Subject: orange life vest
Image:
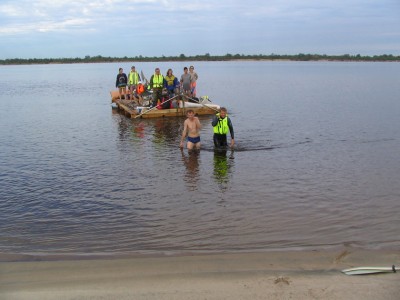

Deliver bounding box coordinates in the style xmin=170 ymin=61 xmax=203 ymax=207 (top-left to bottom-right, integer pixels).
xmin=137 ymin=84 xmax=145 ymax=94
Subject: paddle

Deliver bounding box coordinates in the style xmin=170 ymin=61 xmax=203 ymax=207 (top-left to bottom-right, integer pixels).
xmin=342 ymin=265 xmax=397 ymax=275
xmin=134 ymin=93 xmax=181 ymax=119
xmin=140 ymin=70 xmax=149 ymax=85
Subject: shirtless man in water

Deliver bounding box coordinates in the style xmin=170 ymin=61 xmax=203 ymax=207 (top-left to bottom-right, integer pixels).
xmin=180 ymin=110 xmax=202 ymax=150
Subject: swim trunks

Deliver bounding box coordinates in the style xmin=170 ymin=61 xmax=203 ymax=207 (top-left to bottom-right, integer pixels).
xmin=187 ymin=136 xmax=200 ymax=144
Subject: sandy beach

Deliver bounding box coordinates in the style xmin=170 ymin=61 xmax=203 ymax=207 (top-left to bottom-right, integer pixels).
xmin=1 ymin=248 xmax=399 ymax=300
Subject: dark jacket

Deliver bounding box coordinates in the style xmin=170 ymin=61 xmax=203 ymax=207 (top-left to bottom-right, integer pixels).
xmin=116 ymin=73 xmax=127 ymax=88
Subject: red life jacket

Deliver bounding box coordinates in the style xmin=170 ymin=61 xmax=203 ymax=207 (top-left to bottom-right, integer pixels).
xmin=137 ymin=84 xmax=145 ymax=94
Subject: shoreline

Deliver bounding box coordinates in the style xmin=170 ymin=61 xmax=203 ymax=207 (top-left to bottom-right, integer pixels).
xmin=1 ymin=248 xmax=399 ymax=299
xmin=1 ymin=58 xmax=400 ymax=66
xmin=1 ymin=244 xmax=399 ymax=263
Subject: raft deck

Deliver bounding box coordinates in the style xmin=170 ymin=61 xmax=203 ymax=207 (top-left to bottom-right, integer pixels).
xmin=113 ymin=99 xmax=218 ymax=119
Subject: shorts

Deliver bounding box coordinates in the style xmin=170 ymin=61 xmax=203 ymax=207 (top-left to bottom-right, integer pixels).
xmin=190 ymin=82 xmax=197 ymax=94
xmin=187 ymin=136 xmax=200 ymax=144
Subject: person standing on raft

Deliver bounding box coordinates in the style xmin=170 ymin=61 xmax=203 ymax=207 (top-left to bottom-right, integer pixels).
xmin=212 ymin=107 xmax=235 ymax=148
xmin=149 ymin=67 xmax=164 ymax=107
xmin=116 ymin=68 xmax=128 ymax=101
xmin=189 ymin=65 xmax=198 ymax=97
xmin=127 ymin=66 xmax=141 ymax=100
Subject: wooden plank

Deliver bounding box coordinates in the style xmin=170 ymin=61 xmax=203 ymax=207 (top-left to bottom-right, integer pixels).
xmin=113 ymin=99 xmax=217 ymax=119
xmin=115 ymin=100 xmax=136 ymax=118
xmin=138 ymin=108 xmax=185 ymax=119
xmin=137 ymin=107 xmax=215 ymax=119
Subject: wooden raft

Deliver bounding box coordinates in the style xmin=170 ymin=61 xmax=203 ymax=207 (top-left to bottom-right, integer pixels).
xmin=113 ymin=99 xmax=216 ymax=119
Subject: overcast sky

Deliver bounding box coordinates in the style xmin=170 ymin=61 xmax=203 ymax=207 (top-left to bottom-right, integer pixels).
xmin=0 ymin=0 xmax=399 ymax=59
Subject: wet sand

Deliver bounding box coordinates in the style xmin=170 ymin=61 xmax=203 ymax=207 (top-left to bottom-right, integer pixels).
xmin=1 ymin=248 xmax=399 ymax=300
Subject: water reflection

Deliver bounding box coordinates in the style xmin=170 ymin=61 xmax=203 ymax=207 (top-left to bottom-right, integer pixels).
xmin=180 ymin=149 xmax=200 ymax=190
xmin=213 ymin=148 xmax=234 ymax=186
xmin=133 ymin=121 xmax=145 ymax=139
xmin=152 ymin=118 xmax=182 ymax=145
xmin=115 ymin=114 xmax=131 ymax=141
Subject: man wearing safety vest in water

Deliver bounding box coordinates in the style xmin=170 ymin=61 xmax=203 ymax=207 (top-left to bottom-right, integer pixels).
xmin=128 ymin=66 xmax=141 ymax=100
xmin=149 ymin=68 xmax=164 ymax=107
xmin=212 ymin=107 xmax=235 ymax=148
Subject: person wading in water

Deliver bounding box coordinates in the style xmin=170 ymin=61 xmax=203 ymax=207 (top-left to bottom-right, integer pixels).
xmin=212 ymin=107 xmax=235 ymax=148
xmin=180 ymin=110 xmax=202 ymax=150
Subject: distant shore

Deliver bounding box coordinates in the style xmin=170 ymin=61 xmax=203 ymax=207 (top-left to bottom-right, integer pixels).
xmin=1 ymin=53 xmax=400 ymax=66
xmin=1 ymin=248 xmax=399 ymax=299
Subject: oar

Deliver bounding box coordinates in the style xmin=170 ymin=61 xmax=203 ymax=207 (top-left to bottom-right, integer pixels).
xmin=134 ymin=94 xmax=181 ymax=119
xmin=342 ymin=265 xmax=397 ymax=275
xmin=140 ymin=70 xmax=149 ymax=85
xmin=185 ymin=95 xmax=220 ymax=113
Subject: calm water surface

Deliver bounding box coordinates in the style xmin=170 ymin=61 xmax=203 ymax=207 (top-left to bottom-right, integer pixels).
xmin=0 ymin=61 xmax=399 ymax=258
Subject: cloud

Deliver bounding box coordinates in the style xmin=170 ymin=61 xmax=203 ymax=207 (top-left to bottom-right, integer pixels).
xmin=0 ymin=18 xmax=94 ymax=35
xmin=0 ymin=0 xmax=192 ymax=35
xmin=0 ymin=0 xmax=149 ymax=35
xmin=0 ymin=4 xmax=23 ymax=17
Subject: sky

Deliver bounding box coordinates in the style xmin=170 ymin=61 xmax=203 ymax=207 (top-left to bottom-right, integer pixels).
xmin=0 ymin=0 xmax=399 ymax=59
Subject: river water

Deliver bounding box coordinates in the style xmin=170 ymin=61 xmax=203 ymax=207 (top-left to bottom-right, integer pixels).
xmin=0 ymin=61 xmax=399 ymax=259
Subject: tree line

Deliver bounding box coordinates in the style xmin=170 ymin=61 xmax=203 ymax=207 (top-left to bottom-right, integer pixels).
xmin=1 ymin=53 xmax=399 ymax=65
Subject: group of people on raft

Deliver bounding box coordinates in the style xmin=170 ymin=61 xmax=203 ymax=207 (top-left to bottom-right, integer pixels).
xmin=115 ymin=65 xmax=199 ymax=108
xmin=116 ymin=66 xmax=234 ymax=150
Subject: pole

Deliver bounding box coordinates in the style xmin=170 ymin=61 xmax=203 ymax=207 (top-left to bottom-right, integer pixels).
xmin=134 ymin=93 xmax=181 ymax=119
